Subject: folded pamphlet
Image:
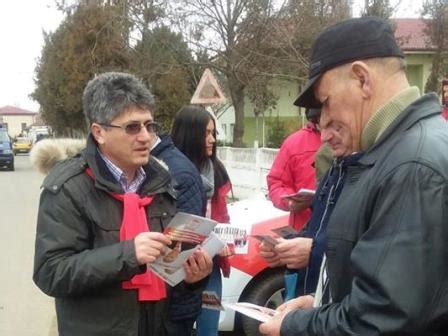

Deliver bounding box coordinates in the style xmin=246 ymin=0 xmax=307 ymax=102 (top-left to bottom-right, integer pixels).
xmin=223 ymin=302 xmax=278 ymax=323
xmin=149 ymin=212 xmax=225 ymax=286
xmin=281 ymin=188 xmax=316 ymax=200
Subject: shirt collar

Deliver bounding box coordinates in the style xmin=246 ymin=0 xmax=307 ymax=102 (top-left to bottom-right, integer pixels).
xmin=98 ymin=149 xmax=146 ymax=193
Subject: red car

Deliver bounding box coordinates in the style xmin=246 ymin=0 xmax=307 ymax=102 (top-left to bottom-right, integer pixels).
xmin=219 ymin=198 xmax=289 ymax=334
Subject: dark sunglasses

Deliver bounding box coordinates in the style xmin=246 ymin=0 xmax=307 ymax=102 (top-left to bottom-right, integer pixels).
xmin=99 ymin=121 xmax=159 ymax=135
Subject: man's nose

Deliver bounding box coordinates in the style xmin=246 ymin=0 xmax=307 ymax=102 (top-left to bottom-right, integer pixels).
xmin=320 ymin=128 xmax=332 ymax=142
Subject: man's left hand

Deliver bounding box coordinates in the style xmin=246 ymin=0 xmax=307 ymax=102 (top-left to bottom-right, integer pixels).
xmin=259 ymin=306 xmax=289 ymax=336
xmin=259 ymin=295 xmax=314 ymax=335
xmin=183 ymin=248 xmax=213 ymax=283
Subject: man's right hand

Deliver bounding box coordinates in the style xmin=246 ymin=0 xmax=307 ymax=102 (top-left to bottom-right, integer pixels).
xmin=274 ymin=237 xmax=313 ymax=269
xmin=259 ymin=241 xmax=284 ymax=267
xmin=134 ymin=232 xmax=172 ymax=265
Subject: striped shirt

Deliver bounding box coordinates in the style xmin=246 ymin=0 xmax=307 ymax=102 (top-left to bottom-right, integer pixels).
xmin=98 ymin=150 xmax=146 ymax=193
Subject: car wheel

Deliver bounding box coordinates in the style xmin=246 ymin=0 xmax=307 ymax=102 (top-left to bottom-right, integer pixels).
xmin=240 ymin=271 xmax=285 ymax=336
xmin=9 ymin=161 xmax=14 ymax=171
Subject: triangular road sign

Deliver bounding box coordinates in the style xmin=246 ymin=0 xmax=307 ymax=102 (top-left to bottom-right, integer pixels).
xmin=191 ymin=68 xmax=226 ymax=105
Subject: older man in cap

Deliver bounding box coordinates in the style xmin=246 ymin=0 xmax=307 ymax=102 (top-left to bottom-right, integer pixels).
xmin=260 ymin=16 xmax=448 ymax=336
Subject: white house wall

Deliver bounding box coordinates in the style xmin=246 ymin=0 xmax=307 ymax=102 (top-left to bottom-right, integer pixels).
xmin=0 ymin=115 xmax=35 ymax=137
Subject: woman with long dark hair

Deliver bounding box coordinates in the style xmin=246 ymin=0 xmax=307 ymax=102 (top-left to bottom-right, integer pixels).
xmin=172 ymin=105 xmax=231 ymax=336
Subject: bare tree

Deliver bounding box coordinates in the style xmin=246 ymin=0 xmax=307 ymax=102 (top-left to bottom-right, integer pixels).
xmin=171 ymin=0 xmax=351 ymax=146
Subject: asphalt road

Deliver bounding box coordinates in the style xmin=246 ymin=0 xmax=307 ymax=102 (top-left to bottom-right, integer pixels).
xmin=0 ymin=154 xmax=57 ymax=336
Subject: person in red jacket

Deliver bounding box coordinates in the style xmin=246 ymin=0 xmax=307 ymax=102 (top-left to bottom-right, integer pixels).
xmin=171 ymin=105 xmax=231 ymax=336
xmin=267 ymin=108 xmax=322 ymax=231
xmin=442 ymin=78 xmax=448 ymax=119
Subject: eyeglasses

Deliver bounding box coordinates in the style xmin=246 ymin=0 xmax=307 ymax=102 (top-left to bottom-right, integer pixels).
xmin=99 ymin=121 xmax=160 ymax=135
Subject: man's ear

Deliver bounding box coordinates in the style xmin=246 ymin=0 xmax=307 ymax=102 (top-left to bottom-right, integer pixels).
xmin=351 ymin=61 xmax=372 ymax=99
xmin=91 ymin=123 xmax=105 ymax=145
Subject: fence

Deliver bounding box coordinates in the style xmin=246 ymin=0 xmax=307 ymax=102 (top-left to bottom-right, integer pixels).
xmin=217 ymin=146 xmax=279 ymax=199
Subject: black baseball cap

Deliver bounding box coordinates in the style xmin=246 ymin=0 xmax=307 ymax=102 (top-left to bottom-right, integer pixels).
xmin=294 ymin=17 xmax=405 ymax=108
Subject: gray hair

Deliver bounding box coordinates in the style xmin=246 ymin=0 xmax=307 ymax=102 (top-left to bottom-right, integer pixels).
xmin=82 ymin=72 xmax=155 ymax=125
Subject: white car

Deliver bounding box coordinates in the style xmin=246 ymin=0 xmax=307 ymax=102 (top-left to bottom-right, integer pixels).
xmin=218 ymin=197 xmax=289 ymax=335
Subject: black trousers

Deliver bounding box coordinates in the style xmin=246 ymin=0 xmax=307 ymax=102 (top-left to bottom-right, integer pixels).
xmin=138 ymin=300 xmax=196 ymax=336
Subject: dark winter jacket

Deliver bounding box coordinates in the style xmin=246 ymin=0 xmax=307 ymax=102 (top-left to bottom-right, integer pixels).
xmin=291 ymin=152 xmax=363 ymax=297
xmin=151 ymin=135 xmax=206 ymax=216
xmin=151 ymin=134 xmax=207 ymax=320
xmin=281 ymin=94 xmax=448 ymax=335
xmin=33 ymin=135 xmax=178 ymax=336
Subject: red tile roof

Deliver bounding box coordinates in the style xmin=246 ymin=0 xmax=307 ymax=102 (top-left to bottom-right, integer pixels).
xmin=392 ymin=18 xmax=435 ymax=52
xmin=0 ymin=105 xmax=37 ymax=116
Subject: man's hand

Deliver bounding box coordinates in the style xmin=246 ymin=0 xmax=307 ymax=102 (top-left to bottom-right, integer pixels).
xmin=134 ymin=232 xmax=172 ymax=265
xmin=277 ymin=295 xmax=314 ymax=312
xmin=259 ymin=241 xmax=284 ymax=268
xmin=275 ymin=237 xmax=313 ymax=269
xmin=288 ymin=197 xmax=312 ymax=213
xmin=259 ymin=295 xmax=314 ymax=335
xmin=259 ymin=306 xmax=289 ymax=336
xmin=183 ymin=248 xmax=213 ymax=283
xmin=218 ymin=244 xmax=232 ymax=257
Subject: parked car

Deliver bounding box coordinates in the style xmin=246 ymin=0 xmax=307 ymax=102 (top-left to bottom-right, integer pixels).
xmin=0 ymin=128 xmax=14 ymax=170
xmin=218 ymin=197 xmax=289 ymax=335
xmin=13 ymin=137 xmax=32 ymax=155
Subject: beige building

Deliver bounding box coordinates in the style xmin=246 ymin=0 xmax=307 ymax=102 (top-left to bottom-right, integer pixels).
xmin=0 ymin=106 xmax=38 ymax=138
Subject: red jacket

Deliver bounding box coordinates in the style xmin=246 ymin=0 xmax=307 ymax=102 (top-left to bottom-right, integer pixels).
xmin=211 ymin=180 xmax=231 ymax=223
xmin=211 ymin=176 xmax=232 ymax=277
xmin=442 ymin=106 xmax=448 ymax=120
xmin=267 ymin=124 xmax=322 ymax=231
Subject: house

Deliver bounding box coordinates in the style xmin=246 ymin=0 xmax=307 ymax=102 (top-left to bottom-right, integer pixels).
xmin=393 ymin=18 xmax=436 ymax=92
xmin=218 ymin=18 xmax=438 ymax=147
xmin=0 ymin=105 xmax=38 ymax=137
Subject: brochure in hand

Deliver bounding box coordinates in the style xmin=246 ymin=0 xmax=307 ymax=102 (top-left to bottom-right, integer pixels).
xmin=202 ymin=290 xmax=224 ymax=311
xmin=149 ymin=212 xmax=225 ymax=286
xmin=213 ymin=223 xmax=249 ymax=255
xmin=281 ymin=188 xmax=316 ymax=201
xmin=223 ymin=302 xmax=278 ymax=323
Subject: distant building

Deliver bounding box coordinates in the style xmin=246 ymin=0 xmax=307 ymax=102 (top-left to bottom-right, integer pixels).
xmin=0 ymin=106 xmax=38 ymax=137
xmin=393 ymin=18 xmax=436 ymax=92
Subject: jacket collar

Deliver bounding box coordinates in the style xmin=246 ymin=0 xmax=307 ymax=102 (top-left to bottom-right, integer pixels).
xmin=358 ymin=93 xmax=441 ymax=166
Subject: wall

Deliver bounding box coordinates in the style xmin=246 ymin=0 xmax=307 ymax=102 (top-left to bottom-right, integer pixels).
xmin=217 ymin=146 xmax=278 ymax=199
xmin=0 ymin=115 xmax=35 ymax=137
xmin=405 ymin=53 xmax=434 ymax=93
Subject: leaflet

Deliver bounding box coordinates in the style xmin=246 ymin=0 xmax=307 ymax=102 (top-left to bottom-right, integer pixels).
xmin=281 ymin=188 xmax=316 ymax=201
xmin=149 ymin=212 xmax=224 ymax=286
xmin=223 ymin=302 xmax=278 ymax=323
xmin=202 ymin=290 xmax=224 ymax=311
xmin=213 ymin=223 xmax=248 ymax=254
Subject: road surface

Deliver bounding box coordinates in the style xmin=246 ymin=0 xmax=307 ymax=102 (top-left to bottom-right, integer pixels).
xmin=0 ymin=154 xmax=57 ymax=336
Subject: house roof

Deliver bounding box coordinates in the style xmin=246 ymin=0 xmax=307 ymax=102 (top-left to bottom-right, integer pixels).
xmin=392 ymin=18 xmax=435 ymax=52
xmin=0 ymin=105 xmax=37 ymax=116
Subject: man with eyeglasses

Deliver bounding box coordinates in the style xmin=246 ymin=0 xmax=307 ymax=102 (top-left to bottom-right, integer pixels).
xmin=33 ymin=72 xmax=213 ymax=336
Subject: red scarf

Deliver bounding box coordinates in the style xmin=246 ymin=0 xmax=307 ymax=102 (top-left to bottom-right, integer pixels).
xmin=86 ymin=168 xmax=166 ymax=301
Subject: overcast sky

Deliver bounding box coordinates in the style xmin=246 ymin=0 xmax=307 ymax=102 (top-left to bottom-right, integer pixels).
xmin=0 ymin=0 xmax=422 ymax=113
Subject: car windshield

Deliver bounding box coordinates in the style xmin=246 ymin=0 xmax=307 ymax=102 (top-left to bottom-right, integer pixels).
xmin=16 ymin=138 xmax=30 ymax=144
xmin=0 ymin=131 xmax=10 ymax=142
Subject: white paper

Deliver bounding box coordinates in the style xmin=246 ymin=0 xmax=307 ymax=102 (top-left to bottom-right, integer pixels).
xmin=223 ymin=302 xmax=278 ymax=323
xmin=213 ymin=223 xmax=248 ymax=254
